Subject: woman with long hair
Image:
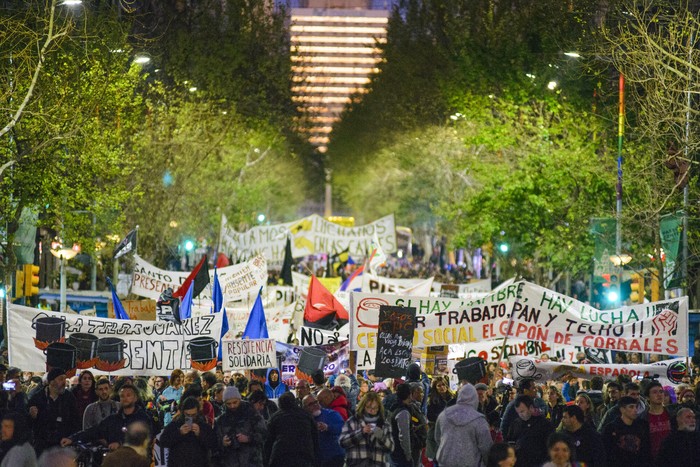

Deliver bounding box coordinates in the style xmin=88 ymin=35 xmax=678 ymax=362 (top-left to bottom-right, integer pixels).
xmin=575 ymin=393 xmax=599 ymax=429
xmin=71 ymin=371 xmax=97 ymax=423
xmin=547 ymin=386 xmax=566 ymax=429
xmin=426 ymin=377 xmax=454 ymax=460
xmin=340 ymin=391 xmax=395 ymax=466
xmin=486 ymin=442 xmax=516 ymax=467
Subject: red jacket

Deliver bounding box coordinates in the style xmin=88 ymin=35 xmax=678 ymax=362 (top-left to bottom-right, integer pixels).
xmin=328 ymin=392 xmax=350 ymax=421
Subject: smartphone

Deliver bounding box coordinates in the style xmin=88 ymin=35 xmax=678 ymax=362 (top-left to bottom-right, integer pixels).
xmin=185 ymin=416 xmax=193 ymax=426
xmin=2 ymin=382 xmax=15 ymax=391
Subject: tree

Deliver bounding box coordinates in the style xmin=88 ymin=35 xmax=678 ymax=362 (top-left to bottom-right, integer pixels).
xmin=0 ymin=1 xmax=145 ymax=291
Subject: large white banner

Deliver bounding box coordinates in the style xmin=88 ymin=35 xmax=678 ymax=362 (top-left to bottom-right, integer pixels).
xmin=222 ymin=339 xmax=277 ymax=371
xmin=349 ymin=281 xmax=688 ymax=359
xmin=131 ymin=255 xmax=267 ymax=302
xmin=219 ymin=214 xmax=397 ymax=262
xmin=361 ymin=272 xmax=434 ymax=296
xmin=8 ymin=305 xmax=223 ymax=376
xmin=509 ymin=356 xmax=689 ymax=387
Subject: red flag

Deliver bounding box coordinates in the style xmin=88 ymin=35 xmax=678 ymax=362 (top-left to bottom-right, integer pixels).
xmin=174 ymin=256 xmax=210 ymax=299
xmin=304 ymin=276 xmax=348 ymax=329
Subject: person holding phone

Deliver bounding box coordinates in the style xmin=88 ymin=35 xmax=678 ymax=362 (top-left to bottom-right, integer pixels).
xmin=0 ymin=368 xmax=27 ymax=415
xmin=160 ymin=396 xmax=216 ymax=467
xmin=215 ymin=386 xmax=267 ymax=466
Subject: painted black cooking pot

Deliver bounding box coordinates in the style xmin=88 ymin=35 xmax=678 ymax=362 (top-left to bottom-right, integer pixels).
xmin=68 ymin=333 xmax=99 ymax=362
xmin=297 ymin=347 xmax=326 ymax=376
xmin=44 ymin=342 xmax=77 ymax=371
xmin=188 ymin=337 xmax=218 ymax=362
xmin=97 ymin=337 xmax=128 ymax=364
xmin=32 ymin=314 xmax=66 ymax=343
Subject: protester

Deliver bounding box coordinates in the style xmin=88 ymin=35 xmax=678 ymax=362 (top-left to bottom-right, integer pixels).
xmin=405 ymin=363 xmax=430 ymax=413
xmin=426 ymin=377 xmax=454 ymax=460
xmin=390 ymin=383 xmax=426 ymax=467
xmin=434 ymin=383 xmax=492 ymax=467
xmin=318 ymin=387 xmax=351 ymax=421
xmin=546 ymin=386 xmax=566 ymax=428
xmin=560 ymin=405 xmax=605 ymax=467
xmin=264 ymin=392 xmax=319 ymax=467
xmin=486 ymin=442 xmax=516 ymax=467
xmin=505 ymin=394 xmax=553 ymax=467
xmin=180 ymin=385 xmax=215 ymax=426
xmin=101 ymin=421 xmax=151 ymax=467
xmin=2 ymin=367 xmax=28 ymax=414
xmin=71 ymin=371 xmax=97 ymax=424
xmin=476 ymin=382 xmax=498 ymax=416
xmin=264 ymin=369 xmax=287 ymax=399
xmin=82 ymin=378 xmax=120 ymax=430
xmin=160 ymin=396 xmax=216 ymax=467
xmin=575 ymin=392 xmax=600 ymax=429
xmin=152 ymin=376 xmax=169 ymax=401
xmin=597 ymin=381 xmax=622 ymax=421
xmin=62 ymin=384 xmax=153 ymax=451
xmin=28 ymin=368 xmax=79 ymax=455
xmin=339 ymin=391 xmax=394 ymax=466
xmin=295 ymin=380 xmax=311 ymax=406
xmin=602 ymin=395 xmax=651 ymax=467
xmin=214 ymin=386 xmax=267 ymax=466
xmin=249 ymin=390 xmax=278 ymax=422
xmin=542 ymin=432 xmax=581 ymax=467
xmin=598 ymin=382 xmax=646 ymax=431
xmin=303 ymin=394 xmax=345 ymax=467
xmin=334 ymin=372 xmax=359 ymax=411
xmin=656 ymin=407 xmax=700 ymax=466
xmin=500 ymin=377 xmax=547 ymax=436
xmin=209 ymin=383 xmax=225 ymax=418
xmin=645 ymin=380 xmax=672 ymax=462
xmin=0 ymin=411 xmax=37 ymax=467
xmin=160 ymin=369 xmax=185 ymax=426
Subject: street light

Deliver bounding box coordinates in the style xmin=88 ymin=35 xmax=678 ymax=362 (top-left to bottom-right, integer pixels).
xmin=50 ymin=242 xmax=80 ymax=313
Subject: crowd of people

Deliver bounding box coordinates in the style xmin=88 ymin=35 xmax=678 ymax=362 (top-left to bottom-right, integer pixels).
xmin=0 ymin=357 xmax=698 ymax=467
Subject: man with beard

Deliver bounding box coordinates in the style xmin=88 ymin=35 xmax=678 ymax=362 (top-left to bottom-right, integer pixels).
xmin=303 ymin=394 xmax=345 ymax=467
xmin=264 ymin=369 xmax=288 ymax=399
xmin=160 ymin=396 xmax=217 ymax=467
xmin=657 ymin=407 xmax=700 ymax=466
xmin=506 ymin=394 xmax=553 ymax=467
xmin=295 ymin=380 xmax=311 ymax=407
xmin=214 ymin=386 xmax=267 ymax=467
xmin=82 ymin=378 xmax=120 ymax=429
xmin=28 ymin=368 xmax=79 ymax=455
xmin=61 ymin=384 xmax=153 ymax=450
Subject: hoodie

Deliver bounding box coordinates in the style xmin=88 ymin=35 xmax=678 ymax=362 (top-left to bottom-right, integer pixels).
xmin=264 ymin=369 xmax=288 ymax=399
xmin=434 ymin=384 xmax=492 ymax=467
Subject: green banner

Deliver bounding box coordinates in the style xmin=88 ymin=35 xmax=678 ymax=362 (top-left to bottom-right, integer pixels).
xmin=660 ymin=211 xmax=684 ymax=289
xmin=590 ymin=218 xmax=616 ymax=282
xmin=12 ymin=208 xmax=37 ymax=265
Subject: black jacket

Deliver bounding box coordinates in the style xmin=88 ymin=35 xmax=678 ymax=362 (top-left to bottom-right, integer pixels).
xmin=160 ymin=414 xmax=216 ymax=467
xmin=264 ymin=406 xmax=319 ymax=467
xmin=565 ymin=423 xmax=606 ymax=467
xmin=656 ymin=430 xmax=700 ymax=467
xmin=28 ymin=387 xmax=79 ymax=454
xmin=602 ymin=417 xmax=651 ymax=467
xmin=507 ymin=415 xmax=553 ymax=467
xmin=70 ymin=407 xmax=154 ymax=446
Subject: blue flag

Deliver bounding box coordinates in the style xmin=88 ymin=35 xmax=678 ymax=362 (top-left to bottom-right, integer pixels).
xmin=218 ymin=306 xmax=229 ymax=361
xmin=179 ymin=281 xmax=194 ymax=321
xmin=106 ymin=278 xmax=129 ymax=320
xmin=242 ymin=288 xmax=269 ymax=339
xmin=212 ymin=267 xmax=224 ymax=314
xmin=212 ymin=268 xmax=229 ymax=361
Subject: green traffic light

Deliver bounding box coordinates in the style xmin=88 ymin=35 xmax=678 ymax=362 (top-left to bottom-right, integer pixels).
xmin=184 ymin=240 xmax=194 ymax=251
xmin=499 ymin=243 xmax=509 ymax=253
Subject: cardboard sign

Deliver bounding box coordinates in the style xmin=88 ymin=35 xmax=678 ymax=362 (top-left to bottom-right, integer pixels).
xmin=375 ymin=305 xmax=416 ymax=378
xmin=222 ymin=339 xmax=276 ymax=371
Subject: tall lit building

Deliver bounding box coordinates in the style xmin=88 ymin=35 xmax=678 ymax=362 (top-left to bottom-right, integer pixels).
xmin=288 ymin=1 xmax=392 ymax=153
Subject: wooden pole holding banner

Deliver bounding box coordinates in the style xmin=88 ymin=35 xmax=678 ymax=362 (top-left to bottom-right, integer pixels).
xmin=496 ymin=281 xmax=522 ymax=368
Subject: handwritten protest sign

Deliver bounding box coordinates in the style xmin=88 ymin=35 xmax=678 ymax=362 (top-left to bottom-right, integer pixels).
xmin=132 ymin=255 xmax=267 ymax=302
xmin=349 ymin=281 xmax=688 ymax=363
xmin=222 ymin=339 xmax=276 ymax=371
xmin=8 ymin=304 xmax=223 ymax=376
xmin=277 ymin=341 xmax=349 ymax=386
xmin=375 ymin=306 xmax=416 ymax=378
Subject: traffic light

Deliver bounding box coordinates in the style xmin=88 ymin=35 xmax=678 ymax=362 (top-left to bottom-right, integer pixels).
xmin=649 ymin=268 xmax=660 ymax=302
xmin=629 ymin=272 xmax=645 ymax=304
xmin=23 ymin=264 xmax=40 ymax=297
xmin=602 ymin=273 xmax=620 ymax=303
xmin=14 ymin=270 xmax=24 ymax=299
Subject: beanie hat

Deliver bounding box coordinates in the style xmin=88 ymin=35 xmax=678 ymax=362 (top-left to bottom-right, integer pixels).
xmin=223 ymin=386 xmax=241 ymax=401
xmin=46 ymin=367 xmax=65 ymax=383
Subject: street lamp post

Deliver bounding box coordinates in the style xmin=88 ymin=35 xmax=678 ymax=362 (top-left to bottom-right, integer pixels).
xmin=50 ymin=244 xmax=79 ymax=312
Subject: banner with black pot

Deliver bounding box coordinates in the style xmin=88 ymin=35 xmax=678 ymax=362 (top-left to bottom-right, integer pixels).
xmin=7 ymin=304 xmax=223 ymax=376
